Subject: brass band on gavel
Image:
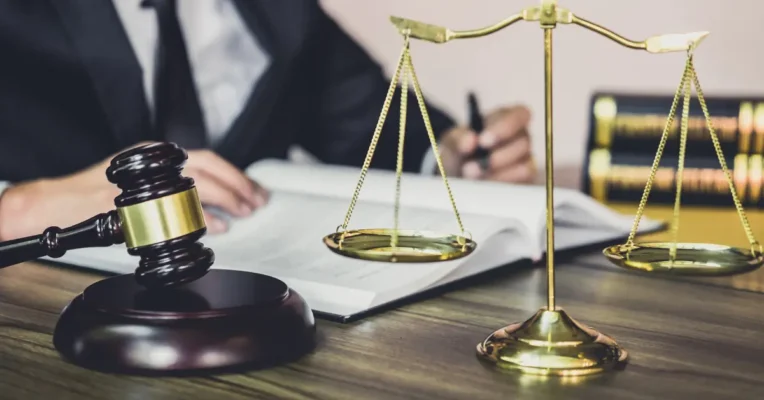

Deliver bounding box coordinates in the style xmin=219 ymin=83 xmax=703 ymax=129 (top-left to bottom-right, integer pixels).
xmin=117 ymin=188 xmax=207 ymax=249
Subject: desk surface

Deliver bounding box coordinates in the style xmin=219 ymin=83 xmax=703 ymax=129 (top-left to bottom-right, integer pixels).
xmin=1 ymin=205 xmax=763 ymax=399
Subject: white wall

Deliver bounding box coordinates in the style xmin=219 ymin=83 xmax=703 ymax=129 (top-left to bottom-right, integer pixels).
xmin=321 ymin=0 xmax=764 ymax=188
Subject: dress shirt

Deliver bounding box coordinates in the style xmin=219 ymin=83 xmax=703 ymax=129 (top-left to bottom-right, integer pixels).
xmin=113 ymin=0 xmax=270 ymax=145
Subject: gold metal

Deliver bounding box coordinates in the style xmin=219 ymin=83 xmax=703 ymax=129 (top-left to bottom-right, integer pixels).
xmin=377 ymin=0 xmax=748 ymax=376
xmin=543 ymin=27 xmax=555 ymax=311
xmin=750 ymin=155 xmax=763 ymax=204
xmin=604 ymin=242 xmax=764 ymax=276
xmin=324 ymin=229 xmax=476 ymax=263
xmin=389 ymin=3 xmax=708 ymax=54
xmin=389 ymin=14 xmax=524 ymax=43
xmin=324 ymin=33 xmax=472 ymax=262
xmin=739 ymin=101 xmax=753 ymax=153
xmin=755 ymin=103 xmax=764 ymax=154
xmin=593 ymin=96 xmax=617 ymax=148
xmin=610 ymin=46 xmax=762 ymax=276
xmin=117 ymin=188 xmax=206 ymax=249
xmin=392 ymin=43 xmax=410 ymax=249
xmin=476 ymin=308 xmax=627 ymax=376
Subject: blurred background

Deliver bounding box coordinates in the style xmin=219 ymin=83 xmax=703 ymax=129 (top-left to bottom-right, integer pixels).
xmin=318 ymin=0 xmax=764 ymax=189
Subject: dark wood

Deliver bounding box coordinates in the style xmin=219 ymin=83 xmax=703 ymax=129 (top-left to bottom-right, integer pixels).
xmin=1 ymin=252 xmax=763 ymax=399
xmin=107 ymin=142 xmax=214 ymax=288
xmin=106 ymin=141 xmax=195 ymax=207
xmin=52 ymin=269 xmax=316 ymax=375
xmin=130 ymin=229 xmax=215 ymax=289
xmin=0 ymin=211 xmax=123 ymax=269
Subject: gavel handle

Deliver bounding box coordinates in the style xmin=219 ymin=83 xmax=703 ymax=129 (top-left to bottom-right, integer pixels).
xmin=0 ymin=211 xmax=124 ymax=269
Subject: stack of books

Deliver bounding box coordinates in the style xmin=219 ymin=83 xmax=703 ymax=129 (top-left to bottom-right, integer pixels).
xmin=583 ymin=92 xmax=764 ymax=208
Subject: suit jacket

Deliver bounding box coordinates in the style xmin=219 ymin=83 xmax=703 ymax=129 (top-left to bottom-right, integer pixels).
xmin=0 ymin=0 xmax=454 ymax=183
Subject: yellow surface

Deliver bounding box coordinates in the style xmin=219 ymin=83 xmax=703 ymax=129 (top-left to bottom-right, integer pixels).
xmin=608 ymin=202 xmax=764 ymax=249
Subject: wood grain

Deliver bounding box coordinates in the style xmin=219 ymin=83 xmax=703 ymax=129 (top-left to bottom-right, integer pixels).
xmin=1 ymin=205 xmax=763 ymax=399
xmin=2 ymin=258 xmax=764 ymax=399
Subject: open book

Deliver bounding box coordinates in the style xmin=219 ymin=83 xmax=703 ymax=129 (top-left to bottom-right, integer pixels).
xmin=50 ymin=159 xmax=661 ymax=321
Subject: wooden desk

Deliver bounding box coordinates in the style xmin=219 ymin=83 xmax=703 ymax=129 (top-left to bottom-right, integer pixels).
xmin=1 ymin=206 xmax=763 ymax=399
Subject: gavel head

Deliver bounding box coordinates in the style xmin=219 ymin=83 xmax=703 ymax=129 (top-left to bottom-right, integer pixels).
xmin=106 ymin=142 xmax=214 ymax=289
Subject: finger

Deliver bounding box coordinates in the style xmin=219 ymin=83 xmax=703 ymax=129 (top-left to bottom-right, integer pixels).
xmin=487 ymin=133 xmax=531 ymax=172
xmin=455 ymin=129 xmax=479 ymax=157
xmin=203 ymin=210 xmax=228 ymax=234
xmin=479 ymin=106 xmax=532 ymax=149
xmin=485 ymin=156 xmax=537 ymax=183
xmin=461 ymin=160 xmax=483 ymax=180
xmin=188 ymin=150 xmax=266 ymax=208
xmin=191 ymin=170 xmax=253 ymax=217
xmin=249 ymin=178 xmax=270 ymax=207
xmin=441 ymin=126 xmax=478 ymax=157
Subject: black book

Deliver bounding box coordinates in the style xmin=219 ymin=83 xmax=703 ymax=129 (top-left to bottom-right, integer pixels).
xmin=585 ymin=149 xmax=762 ymax=208
xmin=588 ymin=92 xmax=764 ymax=157
xmin=583 ymin=92 xmax=764 ymax=208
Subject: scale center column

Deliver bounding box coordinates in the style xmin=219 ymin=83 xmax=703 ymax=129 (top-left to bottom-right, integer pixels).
xmin=541 ymin=0 xmax=556 ymax=312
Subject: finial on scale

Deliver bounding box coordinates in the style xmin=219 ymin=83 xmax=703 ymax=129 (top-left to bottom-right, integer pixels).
xmin=389 ymin=16 xmax=452 ymax=43
xmin=644 ymin=31 xmax=710 ymax=53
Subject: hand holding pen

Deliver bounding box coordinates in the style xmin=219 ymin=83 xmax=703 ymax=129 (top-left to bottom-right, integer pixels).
xmin=438 ymin=92 xmax=536 ymax=183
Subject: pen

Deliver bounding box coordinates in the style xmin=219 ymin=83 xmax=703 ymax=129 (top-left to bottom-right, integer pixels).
xmin=468 ymin=92 xmax=490 ymax=170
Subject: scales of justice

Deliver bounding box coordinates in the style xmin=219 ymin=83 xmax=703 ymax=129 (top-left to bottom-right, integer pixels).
xmin=323 ymin=0 xmax=763 ymax=376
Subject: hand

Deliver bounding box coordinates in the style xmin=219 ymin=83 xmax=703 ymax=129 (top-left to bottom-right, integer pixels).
xmin=439 ymin=105 xmax=536 ymax=183
xmin=0 ymin=145 xmax=268 ymax=241
xmin=181 ymin=150 xmax=268 ymax=232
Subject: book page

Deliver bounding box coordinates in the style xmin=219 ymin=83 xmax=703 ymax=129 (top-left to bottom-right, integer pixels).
xmin=54 ymin=190 xmax=525 ymax=317
xmin=206 ymin=191 xmax=521 ymax=297
xmin=246 ymin=160 xmax=549 ymax=228
xmin=246 ymin=159 xmax=659 ymax=259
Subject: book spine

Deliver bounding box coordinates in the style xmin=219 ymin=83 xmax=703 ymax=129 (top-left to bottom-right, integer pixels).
xmin=751 ymin=154 xmax=763 ymax=209
xmin=587 ymin=150 xmax=763 ymax=208
xmin=584 ymin=93 xmax=764 ymax=208
xmin=592 ymin=94 xmax=764 ymax=156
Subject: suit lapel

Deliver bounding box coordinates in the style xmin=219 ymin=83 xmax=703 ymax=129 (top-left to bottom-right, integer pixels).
xmin=215 ymin=0 xmax=288 ymax=166
xmin=49 ymin=0 xmax=152 ymax=149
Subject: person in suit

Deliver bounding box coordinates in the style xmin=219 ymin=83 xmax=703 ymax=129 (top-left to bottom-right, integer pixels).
xmin=0 ymin=0 xmax=535 ymax=241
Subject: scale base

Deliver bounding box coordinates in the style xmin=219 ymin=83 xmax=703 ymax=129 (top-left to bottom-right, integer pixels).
xmin=476 ymin=308 xmax=627 ymax=376
xmin=323 ymin=229 xmax=476 ymax=262
xmin=603 ymin=242 xmax=764 ymax=276
xmin=52 ymin=269 xmax=316 ymax=375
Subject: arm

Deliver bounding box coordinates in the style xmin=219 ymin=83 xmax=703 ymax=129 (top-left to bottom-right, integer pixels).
xmin=0 ymin=150 xmax=269 ymax=241
xmin=294 ymin=3 xmax=456 ymax=172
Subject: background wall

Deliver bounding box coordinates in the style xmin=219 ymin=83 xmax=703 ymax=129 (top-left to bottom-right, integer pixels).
xmin=320 ymin=0 xmax=764 ymax=188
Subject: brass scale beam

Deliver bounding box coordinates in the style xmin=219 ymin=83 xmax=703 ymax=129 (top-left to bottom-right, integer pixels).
xmin=390 ymin=0 xmax=708 ymax=311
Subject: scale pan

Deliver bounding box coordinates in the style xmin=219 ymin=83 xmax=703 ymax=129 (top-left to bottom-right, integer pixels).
xmin=603 ymin=242 xmax=764 ymax=276
xmin=323 ymin=229 xmax=476 ymax=262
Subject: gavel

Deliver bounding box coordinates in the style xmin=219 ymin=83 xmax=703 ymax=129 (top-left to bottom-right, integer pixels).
xmin=0 ymin=142 xmax=214 ymax=288
xmin=0 ymin=142 xmax=316 ymax=375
